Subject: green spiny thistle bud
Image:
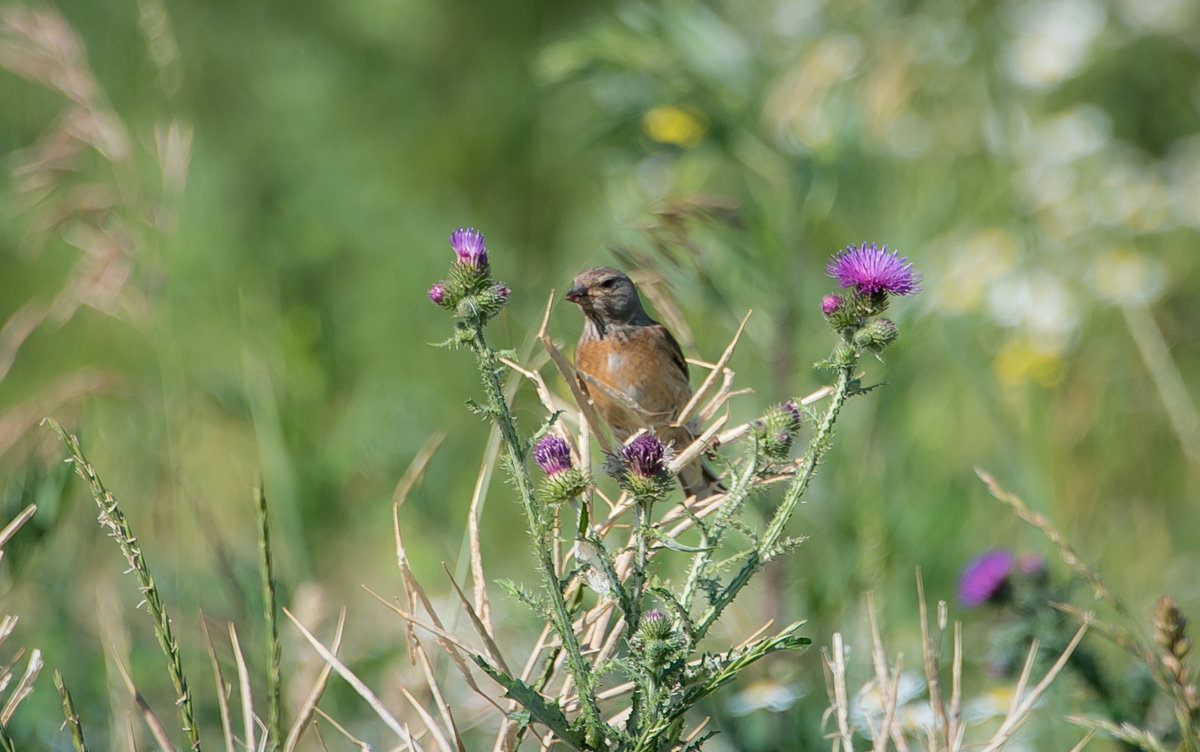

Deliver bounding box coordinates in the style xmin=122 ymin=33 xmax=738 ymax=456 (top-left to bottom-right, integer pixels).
xmin=854 ymin=317 xmax=899 ymax=352
xmin=755 ymin=401 xmax=804 ymax=460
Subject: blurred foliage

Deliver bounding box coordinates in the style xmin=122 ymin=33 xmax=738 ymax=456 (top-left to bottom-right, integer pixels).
xmin=1 ymin=0 xmax=1198 ymax=749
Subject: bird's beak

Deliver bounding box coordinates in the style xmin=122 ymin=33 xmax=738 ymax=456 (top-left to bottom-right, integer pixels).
xmin=565 ymin=284 xmax=587 ymax=304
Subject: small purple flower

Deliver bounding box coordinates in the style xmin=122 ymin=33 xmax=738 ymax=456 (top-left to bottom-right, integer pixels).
xmin=826 ymin=243 xmax=922 ymax=296
xmin=428 ymin=283 xmax=446 ymax=304
xmin=821 ymin=295 xmax=842 ymax=316
xmin=959 ymin=550 xmax=1015 ymax=607
xmin=450 ymin=226 xmax=487 ymax=267
xmin=622 ymin=434 xmax=666 ymax=478
xmin=494 ymin=283 xmax=510 ymax=302
xmin=534 ymin=435 xmax=573 ymax=476
xmin=644 ymin=608 xmax=665 ymax=622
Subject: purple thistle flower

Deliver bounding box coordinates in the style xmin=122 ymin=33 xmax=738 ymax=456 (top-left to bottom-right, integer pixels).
xmin=826 ymin=243 xmax=922 ymax=296
xmin=494 ymin=283 xmax=510 ymax=301
xmin=821 ymin=295 xmax=842 ymax=316
xmin=428 ymin=283 xmax=446 ymax=305
xmin=450 ymin=226 xmax=487 ymax=267
xmin=958 ymin=550 xmax=1015 ymax=607
xmin=534 ymin=435 xmax=573 ymax=476
xmin=622 ymin=434 xmax=666 ymax=478
xmin=644 ymin=608 xmax=665 ymax=622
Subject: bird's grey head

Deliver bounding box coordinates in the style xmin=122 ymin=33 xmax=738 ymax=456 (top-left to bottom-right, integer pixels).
xmin=565 ymin=267 xmax=649 ymax=331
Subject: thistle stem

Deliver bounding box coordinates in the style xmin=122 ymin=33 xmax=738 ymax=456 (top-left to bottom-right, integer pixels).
xmin=469 ymin=327 xmax=606 ymax=746
xmin=694 ymin=364 xmax=854 ymax=639
xmin=628 ymin=498 xmax=650 ymax=637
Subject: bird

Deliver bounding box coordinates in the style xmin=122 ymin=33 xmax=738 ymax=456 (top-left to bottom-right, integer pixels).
xmin=566 ymin=266 xmax=722 ymax=499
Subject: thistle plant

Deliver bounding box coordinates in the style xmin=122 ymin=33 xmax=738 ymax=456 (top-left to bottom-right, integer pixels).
xmin=415 ymin=228 xmax=923 ymax=750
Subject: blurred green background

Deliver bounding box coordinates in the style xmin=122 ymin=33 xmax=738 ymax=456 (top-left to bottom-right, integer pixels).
xmin=2 ymin=0 xmax=1199 ymax=748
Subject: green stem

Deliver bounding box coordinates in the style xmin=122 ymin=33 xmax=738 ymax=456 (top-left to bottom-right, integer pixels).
xmin=48 ymin=419 xmax=201 ymax=751
xmin=54 ymin=669 xmax=88 ymax=752
xmin=628 ymin=499 xmax=650 ymax=638
xmin=256 ymin=484 xmax=283 ymax=751
xmin=680 ymin=447 xmax=759 ymax=619
xmin=694 ymin=364 xmax=854 ymax=639
xmin=469 ymin=328 xmax=606 ymax=747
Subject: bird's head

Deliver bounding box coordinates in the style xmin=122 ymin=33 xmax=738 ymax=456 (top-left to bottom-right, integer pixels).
xmin=566 ymin=267 xmax=646 ymax=326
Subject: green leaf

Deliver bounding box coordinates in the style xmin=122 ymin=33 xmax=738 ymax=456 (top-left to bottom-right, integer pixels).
xmin=473 ymin=656 xmax=587 ymax=750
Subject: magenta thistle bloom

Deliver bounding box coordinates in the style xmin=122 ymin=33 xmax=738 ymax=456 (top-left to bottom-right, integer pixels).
xmin=958 ymin=550 xmax=1015 ymax=607
xmin=622 ymin=433 xmax=666 ymax=478
xmin=428 ymin=283 xmax=446 ymax=304
xmin=450 ymin=226 xmax=487 ymax=267
xmin=826 ymin=243 xmax=922 ymax=296
xmin=534 ymin=435 xmax=573 ymax=476
xmin=821 ymin=295 xmax=842 ymax=316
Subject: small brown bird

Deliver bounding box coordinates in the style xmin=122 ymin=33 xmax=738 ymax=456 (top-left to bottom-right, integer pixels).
xmin=566 ymin=266 xmax=722 ymax=499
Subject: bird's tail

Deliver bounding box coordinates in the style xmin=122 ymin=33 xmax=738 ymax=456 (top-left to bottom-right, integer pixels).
xmin=657 ymin=424 xmax=725 ymax=501
xmin=678 ymin=454 xmax=725 ymax=501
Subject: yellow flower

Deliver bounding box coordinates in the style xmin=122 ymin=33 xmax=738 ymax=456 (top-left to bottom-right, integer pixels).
xmin=994 ymin=338 xmax=1065 ymax=387
xmin=643 ymin=105 xmax=708 ymax=148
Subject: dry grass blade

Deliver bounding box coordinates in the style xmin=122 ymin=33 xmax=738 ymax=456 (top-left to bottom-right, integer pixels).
xmin=500 ymin=353 xmax=560 ymax=419
xmin=399 ymin=685 xmax=454 ymax=752
xmin=229 ymin=624 xmax=256 ymax=752
xmin=312 ymin=706 xmax=376 ymax=751
xmin=667 ymin=412 xmax=727 ymax=475
xmin=408 ymin=629 xmax=470 ymax=751
xmin=199 ymin=616 xmax=235 ymax=752
xmin=0 ymin=647 xmax=23 ymax=697
xmin=391 ymin=432 xmax=446 ymax=510
xmin=283 ymin=607 xmax=346 ymax=752
xmin=915 ymin=570 xmax=949 ymax=745
xmin=715 ymin=383 xmax=835 ymax=446
xmin=441 ymin=564 xmax=511 ymax=674
xmin=0 ymin=505 xmax=36 ymax=549
xmin=111 ymin=653 xmax=177 ymax=752
xmin=823 ymin=633 xmax=856 ymax=752
xmin=1067 ymin=728 xmax=1099 ymax=752
xmin=285 ymin=607 xmax=411 ymax=741
xmin=1066 ymin=716 xmax=1156 ymax=751
xmin=391 ymin=512 xmax=490 ymax=700
xmin=979 ymin=623 xmax=1089 ymax=752
xmin=465 ymin=429 xmax=500 ymax=629
xmin=365 ymin=588 xmax=487 ymax=664
xmin=674 ymin=309 xmax=751 ymax=427
xmin=0 ymin=648 xmax=40 ymax=724
xmin=865 ymin=594 xmax=908 ymax=752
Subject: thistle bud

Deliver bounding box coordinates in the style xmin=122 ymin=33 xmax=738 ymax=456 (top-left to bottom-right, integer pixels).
xmin=854 ymin=318 xmax=899 ymax=352
xmin=755 ymin=401 xmax=804 ymax=460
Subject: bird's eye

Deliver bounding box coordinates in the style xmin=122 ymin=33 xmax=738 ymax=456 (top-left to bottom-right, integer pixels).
xmin=600 ymin=278 xmax=617 ymax=289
